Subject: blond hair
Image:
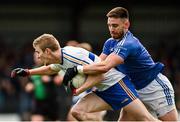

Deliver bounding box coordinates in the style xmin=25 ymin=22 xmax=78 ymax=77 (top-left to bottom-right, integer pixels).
xmin=33 ymin=34 xmax=60 ymax=52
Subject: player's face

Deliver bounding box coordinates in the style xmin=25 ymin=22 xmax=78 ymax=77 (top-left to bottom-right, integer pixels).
xmin=34 ymin=46 xmax=50 ymax=65
xmin=33 ymin=52 xmax=43 ymax=66
xmin=107 ymin=17 xmax=126 ymax=39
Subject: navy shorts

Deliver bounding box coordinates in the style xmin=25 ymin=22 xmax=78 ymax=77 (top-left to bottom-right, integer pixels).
xmin=94 ymin=76 xmax=138 ymax=110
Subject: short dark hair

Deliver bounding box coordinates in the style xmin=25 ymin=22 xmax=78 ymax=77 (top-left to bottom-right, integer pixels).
xmin=106 ymin=7 xmax=129 ymax=19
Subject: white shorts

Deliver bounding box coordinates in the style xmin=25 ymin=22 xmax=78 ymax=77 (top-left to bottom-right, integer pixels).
xmin=137 ymin=73 xmax=176 ymax=117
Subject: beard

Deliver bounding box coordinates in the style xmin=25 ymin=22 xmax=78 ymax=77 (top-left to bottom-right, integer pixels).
xmin=111 ymin=30 xmax=125 ymax=39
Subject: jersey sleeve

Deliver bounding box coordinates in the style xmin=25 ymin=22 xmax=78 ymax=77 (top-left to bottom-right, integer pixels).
xmin=102 ymin=39 xmax=111 ymax=55
xmin=49 ymin=64 xmax=62 ymax=72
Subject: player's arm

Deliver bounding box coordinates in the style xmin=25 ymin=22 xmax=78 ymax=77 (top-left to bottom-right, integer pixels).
xmin=11 ymin=64 xmax=61 ymax=77
xmin=29 ymin=65 xmax=59 ymax=75
xmin=80 ymin=53 xmax=124 ymax=74
xmin=75 ymin=74 xmax=104 ymax=95
xmin=62 ymin=53 xmax=124 ymax=84
xmin=99 ymin=53 xmax=107 ymax=61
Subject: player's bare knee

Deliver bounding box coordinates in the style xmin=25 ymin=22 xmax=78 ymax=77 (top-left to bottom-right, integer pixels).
xmin=71 ymin=107 xmax=85 ymax=119
xmin=71 ymin=110 xmax=79 ymax=119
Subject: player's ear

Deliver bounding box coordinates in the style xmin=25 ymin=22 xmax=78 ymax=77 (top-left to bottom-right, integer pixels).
xmin=124 ymin=19 xmax=130 ymax=29
xmin=45 ymin=48 xmax=51 ymax=54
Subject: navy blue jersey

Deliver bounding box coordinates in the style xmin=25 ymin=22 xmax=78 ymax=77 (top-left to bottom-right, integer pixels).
xmin=102 ymin=31 xmax=164 ymax=90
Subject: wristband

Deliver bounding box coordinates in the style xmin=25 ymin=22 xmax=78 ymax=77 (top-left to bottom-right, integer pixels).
xmin=77 ymin=65 xmax=84 ymax=74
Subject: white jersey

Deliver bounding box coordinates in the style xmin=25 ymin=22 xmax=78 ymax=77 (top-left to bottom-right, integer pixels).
xmin=50 ymin=46 xmax=125 ymax=91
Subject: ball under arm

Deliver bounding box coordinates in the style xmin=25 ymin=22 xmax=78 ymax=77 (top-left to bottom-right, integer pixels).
xmin=77 ymin=65 xmax=84 ymax=74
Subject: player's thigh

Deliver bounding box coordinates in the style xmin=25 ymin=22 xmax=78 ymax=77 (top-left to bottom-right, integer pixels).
xmin=119 ymin=109 xmax=135 ymax=121
xmin=137 ymin=73 xmax=176 ymax=118
xmin=72 ymin=92 xmax=112 ymax=113
xmin=95 ymin=76 xmax=138 ymax=111
xmin=158 ymin=109 xmax=178 ymax=121
xmin=122 ymin=98 xmax=152 ymax=118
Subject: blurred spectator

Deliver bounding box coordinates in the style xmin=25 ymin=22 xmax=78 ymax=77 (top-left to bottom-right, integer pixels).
xmin=66 ymin=40 xmax=79 ymax=46
xmin=77 ymin=42 xmax=93 ymax=52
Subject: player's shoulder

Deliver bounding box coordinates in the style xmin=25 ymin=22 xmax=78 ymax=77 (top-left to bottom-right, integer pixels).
xmin=104 ymin=38 xmax=115 ymax=46
xmin=64 ymin=46 xmax=86 ymax=51
xmin=122 ymin=31 xmax=140 ymax=46
xmin=126 ymin=31 xmax=140 ymax=43
xmin=116 ymin=31 xmax=141 ymax=52
xmin=63 ymin=46 xmax=82 ymax=52
xmin=62 ymin=46 xmax=78 ymax=56
xmin=106 ymin=37 xmax=115 ymax=42
xmin=63 ymin=46 xmax=76 ymax=50
xmin=63 ymin=46 xmax=88 ymax=56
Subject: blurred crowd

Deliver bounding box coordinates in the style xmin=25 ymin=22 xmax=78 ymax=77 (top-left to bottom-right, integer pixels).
xmin=0 ymin=38 xmax=179 ymax=121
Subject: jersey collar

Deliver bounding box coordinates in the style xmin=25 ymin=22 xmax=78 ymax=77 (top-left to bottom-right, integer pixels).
xmin=117 ymin=30 xmax=129 ymax=42
xmin=60 ymin=48 xmax=64 ymax=65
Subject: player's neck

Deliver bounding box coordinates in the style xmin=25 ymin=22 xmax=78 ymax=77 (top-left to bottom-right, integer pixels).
xmin=56 ymin=49 xmax=62 ymax=64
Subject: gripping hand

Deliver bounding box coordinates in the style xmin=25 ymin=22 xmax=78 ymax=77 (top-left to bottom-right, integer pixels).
xmin=64 ymin=81 xmax=77 ymax=95
xmin=62 ymin=66 xmax=78 ymax=86
xmin=11 ymin=68 xmax=30 ymax=78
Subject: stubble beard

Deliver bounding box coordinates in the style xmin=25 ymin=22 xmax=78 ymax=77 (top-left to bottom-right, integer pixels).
xmin=111 ymin=30 xmax=124 ymax=40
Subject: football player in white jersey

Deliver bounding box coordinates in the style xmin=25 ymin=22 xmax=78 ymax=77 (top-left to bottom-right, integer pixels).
xmin=11 ymin=34 xmax=159 ymax=121
xmin=63 ymin=41 xmax=106 ymax=121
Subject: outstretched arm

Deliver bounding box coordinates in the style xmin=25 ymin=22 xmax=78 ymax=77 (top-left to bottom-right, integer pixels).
xmin=11 ymin=64 xmax=61 ymax=78
xmin=29 ymin=65 xmax=57 ymax=75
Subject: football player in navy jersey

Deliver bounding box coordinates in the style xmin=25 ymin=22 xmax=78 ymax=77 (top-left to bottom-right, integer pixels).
xmin=63 ymin=7 xmax=178 ymax=121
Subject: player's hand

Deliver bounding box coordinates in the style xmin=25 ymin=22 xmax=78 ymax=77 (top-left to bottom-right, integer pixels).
xmin=11 ymin=68 xmax=30 ymax=78
xmin=62 ymin=66 xmax=78 ymax=86
xmin=64 ymin=81 xmax=77 ymax=95
xmin=69 ymin=81 xmax=77 ymax=95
